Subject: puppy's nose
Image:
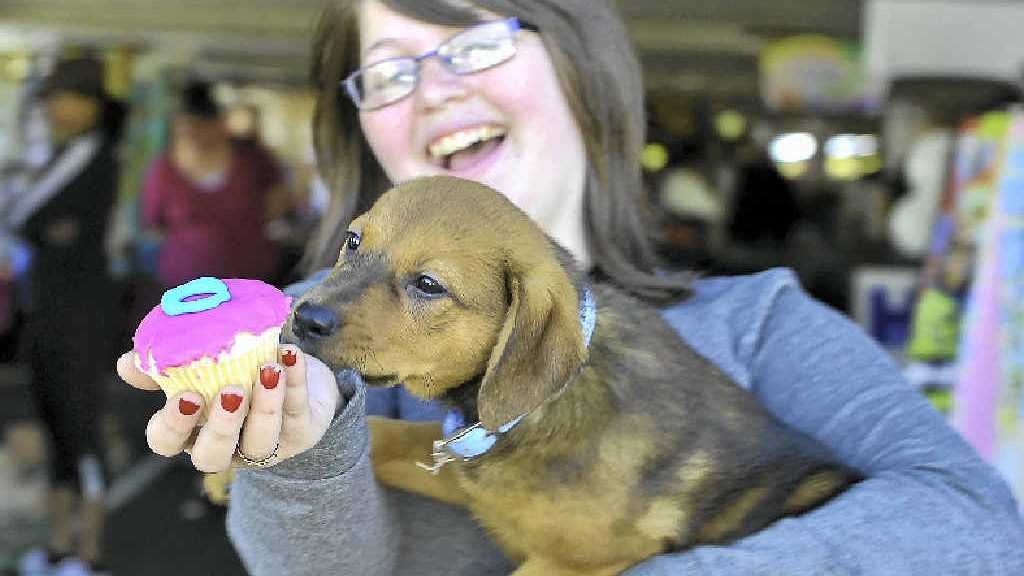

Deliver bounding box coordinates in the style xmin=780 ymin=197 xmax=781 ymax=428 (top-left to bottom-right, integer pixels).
xmin=292 ymin=302 xmax=338 ymax=341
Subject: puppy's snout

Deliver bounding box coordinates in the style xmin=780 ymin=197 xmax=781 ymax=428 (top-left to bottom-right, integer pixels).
xmin=292 ymin=302 xmax=338 ymax=341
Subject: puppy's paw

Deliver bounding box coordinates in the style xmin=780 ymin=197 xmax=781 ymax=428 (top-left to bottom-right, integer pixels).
xmin=203 ymin=470 xmax=235 ymax=506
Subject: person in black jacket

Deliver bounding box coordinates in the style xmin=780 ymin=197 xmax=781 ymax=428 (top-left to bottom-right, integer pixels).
xmin=6 ymin=56 xmax=125 ymax=576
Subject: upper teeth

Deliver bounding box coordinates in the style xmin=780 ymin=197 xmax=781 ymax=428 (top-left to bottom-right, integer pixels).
xmin=428 ymin=126 xmax=506 ymax=158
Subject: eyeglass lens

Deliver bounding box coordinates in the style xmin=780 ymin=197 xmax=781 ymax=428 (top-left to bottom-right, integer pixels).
xmin=346 ymin=19 xmax=522 ymax=110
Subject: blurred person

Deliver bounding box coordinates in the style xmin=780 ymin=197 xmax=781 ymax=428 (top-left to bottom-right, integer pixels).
xmin=727 ymin=140 xmax=802 ymax=255
xmin=141 ymin=80 xmax=287 ymax=289
xmin=1 ymin=56 xmax=125 ymax=576
xmin=888 ymin=129 xmax=954 ymax=260
xmin=119 ymin=1 xmax=1023 ymax=575
xmin=654 ymin=161 xmax=724 ymax=269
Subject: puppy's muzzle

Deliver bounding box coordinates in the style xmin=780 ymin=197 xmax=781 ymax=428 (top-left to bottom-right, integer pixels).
xmin=292 ymin=301 xmax=339 ymax=341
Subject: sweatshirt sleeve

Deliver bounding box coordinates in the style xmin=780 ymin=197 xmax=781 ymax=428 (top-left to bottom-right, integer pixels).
xmin=627 ymin=276 xmax=1024 ymax=575
xmin=226 ymin=371 xmax=400 ymax=576
xmin=226 ymin=370 xmax=513 ymax=576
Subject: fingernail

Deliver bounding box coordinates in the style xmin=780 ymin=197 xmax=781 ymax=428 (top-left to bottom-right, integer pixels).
xmin=282 ymin=349 xmax=297 ymax=367
xmin=221 ymin=392 xmax=243 ymax=413
xmin=179 ymin=398 xmax=200 ymax=416
xmin=260 ymin=366 xmax=281 ymax=389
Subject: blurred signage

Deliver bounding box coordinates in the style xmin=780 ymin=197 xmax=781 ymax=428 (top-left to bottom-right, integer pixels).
xmin=865 ymin=0 xmax=1024 ymax=90
xmin=760 ymin=34 xmax=877 ymax=113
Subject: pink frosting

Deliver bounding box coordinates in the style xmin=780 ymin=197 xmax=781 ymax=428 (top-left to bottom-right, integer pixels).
xmin=133 ymin=278 xmax=292 ymax=374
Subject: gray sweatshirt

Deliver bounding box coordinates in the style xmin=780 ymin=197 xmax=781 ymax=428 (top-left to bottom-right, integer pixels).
xmin=227 ymin=269 xmax=1024 ymax=575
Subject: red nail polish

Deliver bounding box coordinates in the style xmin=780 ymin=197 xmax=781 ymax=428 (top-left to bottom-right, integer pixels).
xmin=260 ymin=366 xmax=280 ymax=389
xmin=221 ymin=393 xmax=243 ymax=413
xmin=282 ymin=349 xmax=297 ymax=367
xmin=179 ymin=398 xmax=200 ymax=416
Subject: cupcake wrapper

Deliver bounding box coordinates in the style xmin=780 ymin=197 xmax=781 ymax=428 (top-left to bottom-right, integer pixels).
xmin=142 ymin=327 xmax=282 ymax=416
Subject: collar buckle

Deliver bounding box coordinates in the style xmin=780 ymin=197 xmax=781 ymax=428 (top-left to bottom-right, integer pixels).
xmin=416 ymin=439 xmax=458 ymax=475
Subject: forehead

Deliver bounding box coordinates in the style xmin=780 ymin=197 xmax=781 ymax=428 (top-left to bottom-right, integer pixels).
xmin=355 ymin=211 xmax=501 ymax=289
xmin=358 ymin=0 xmax=496 ymax=55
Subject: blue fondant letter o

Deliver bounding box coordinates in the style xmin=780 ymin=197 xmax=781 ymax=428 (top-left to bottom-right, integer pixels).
xmin=162 ymin=276 xmax=231 ymax=316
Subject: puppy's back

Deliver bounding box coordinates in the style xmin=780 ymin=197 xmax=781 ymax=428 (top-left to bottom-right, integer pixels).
xmin=584 ymin=283 xmax=861 ymax=547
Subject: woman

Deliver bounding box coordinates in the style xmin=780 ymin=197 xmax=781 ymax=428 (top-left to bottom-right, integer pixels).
xmin=8 ymin=57 xmax=123 ymax=576
xmin=118 ymin=1 xmax=1024 ymax=574
xmin=141 ymin=80 xmax=286 ymax=288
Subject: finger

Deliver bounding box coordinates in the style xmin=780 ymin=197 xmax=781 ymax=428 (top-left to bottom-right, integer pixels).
xmin=304 ymin=356 xmax=341 ymax=423
xmin=191 ymin=387 xmax=249 ymax=472
xmin=239 ymin=364 xmax=285 ymax=461
xmin=146 ymin=392 xmax=204 ymax=457
xmin=117 ymin=351 xmax=161 ymax=391
xmin=279 ymin=344 xmax=310 ymax=430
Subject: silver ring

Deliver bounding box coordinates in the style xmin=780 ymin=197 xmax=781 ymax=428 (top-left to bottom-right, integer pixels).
xmin=235 ymin=443 xmax=280 ymax=469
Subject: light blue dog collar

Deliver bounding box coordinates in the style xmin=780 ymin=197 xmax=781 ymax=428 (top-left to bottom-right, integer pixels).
xmin=418 ymin=285 xmax=596 ymax=474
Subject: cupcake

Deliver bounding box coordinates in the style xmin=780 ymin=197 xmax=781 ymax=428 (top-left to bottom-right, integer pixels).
xmin=133 ymin=277 xmax=291 ymax=415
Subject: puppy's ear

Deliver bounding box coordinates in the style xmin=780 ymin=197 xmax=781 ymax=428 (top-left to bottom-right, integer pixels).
xmin=477 ymin=260 xmax=587 ymax=431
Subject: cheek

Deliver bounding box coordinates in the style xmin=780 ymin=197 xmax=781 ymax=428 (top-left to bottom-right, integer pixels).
xmin=496 ymin=49 xmax=584 ymax=170
xmin=360 ymin=107 xmax=413 ymax=181
xmin=502 ymin=43 xmax=575 ymax=129
xmin=408 ymin=310 xmax=501 ymax=389
xmin=493 ymin=66 xmax=586 ymax=215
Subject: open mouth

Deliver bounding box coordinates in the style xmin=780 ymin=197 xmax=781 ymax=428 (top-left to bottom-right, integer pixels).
xmin=427 ymin=125 xmax=507 ymax=173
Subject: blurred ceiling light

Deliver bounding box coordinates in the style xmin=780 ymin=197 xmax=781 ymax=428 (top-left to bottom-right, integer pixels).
xmin=714 ymin=110 xmax=747 ymax=141
xmin=825 ymin=134 xmax=879 ymax=159
xmin=824 ymin=134 xmax=882 ymax=180
xmin=770 ymin=132 xmax=817 ymax=164
xmin=641 ymin=143 xmax=669 ymax=172
xmin=856 ymin=134 xmax=879 ymax=157
xmin=825 ymin=134 xmax=859 ymax=159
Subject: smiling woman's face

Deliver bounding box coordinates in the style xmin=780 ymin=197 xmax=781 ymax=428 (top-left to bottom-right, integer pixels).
xmin=356 ymin=0 xmax=589 ymax=261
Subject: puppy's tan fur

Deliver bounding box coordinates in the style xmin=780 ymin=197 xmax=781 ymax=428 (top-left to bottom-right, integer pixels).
xmin=288 ymin=176 xmax=860 ymax=576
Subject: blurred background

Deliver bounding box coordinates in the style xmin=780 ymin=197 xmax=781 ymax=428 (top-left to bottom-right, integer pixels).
xmin=0 ymin=0 xmax=1022 ymax=574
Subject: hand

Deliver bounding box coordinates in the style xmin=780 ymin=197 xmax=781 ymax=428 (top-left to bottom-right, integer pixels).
xmin=116 ymin=344 xmax=340 ymax=472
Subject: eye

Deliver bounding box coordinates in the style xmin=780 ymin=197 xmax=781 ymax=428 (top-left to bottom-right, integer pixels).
xmin=411 ymin=274 xmax=447 ymax=298
xmin=345 ymin=231 xmax=361 ymax=252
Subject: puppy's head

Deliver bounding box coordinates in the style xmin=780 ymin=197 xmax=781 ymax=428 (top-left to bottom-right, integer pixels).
xmin=287 ymin=176 xmax=587 ymax=429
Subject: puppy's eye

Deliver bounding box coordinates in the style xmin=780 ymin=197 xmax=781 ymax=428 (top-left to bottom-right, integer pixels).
xmin=345 ymin=231 xmax=361 ymax=252
xmin=412 ymin=275 xmax=447 ymax=297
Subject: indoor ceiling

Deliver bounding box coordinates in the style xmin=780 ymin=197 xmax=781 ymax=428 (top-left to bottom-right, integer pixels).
xmin=0 ymin=0 xmax=864 ymax=99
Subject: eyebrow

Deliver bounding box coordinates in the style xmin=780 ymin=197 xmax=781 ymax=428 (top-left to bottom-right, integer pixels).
xmin=362 ymin=38 xmax=404 ymax=61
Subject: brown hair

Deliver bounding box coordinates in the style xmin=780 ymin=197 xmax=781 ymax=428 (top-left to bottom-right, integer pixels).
xmin=308 ymin=0 xmax=690 ymax=303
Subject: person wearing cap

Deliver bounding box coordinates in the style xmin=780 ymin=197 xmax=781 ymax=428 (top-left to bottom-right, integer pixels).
xmin=5 ymin=56 xmax=124 ymax=576
xmin=140 ymin=79 xmax=287 ymax=291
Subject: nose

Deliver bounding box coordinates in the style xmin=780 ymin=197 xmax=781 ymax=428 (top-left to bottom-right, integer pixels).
xmin=292 ymin=302 xmax=338 ymax=341
xmin=416 ymin=58 xmax=468 ymax=110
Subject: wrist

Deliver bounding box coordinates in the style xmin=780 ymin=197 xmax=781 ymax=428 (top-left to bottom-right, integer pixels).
xmin=249 ymin=374 xmax=367 ymax=481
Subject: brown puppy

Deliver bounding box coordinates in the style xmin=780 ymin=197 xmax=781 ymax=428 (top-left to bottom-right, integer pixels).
xmin=287 ymin=175 xmax=860 ymax=576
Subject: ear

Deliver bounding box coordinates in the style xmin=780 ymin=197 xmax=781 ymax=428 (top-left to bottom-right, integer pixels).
xmin=477 ymin=259 xmax=587 ymax=431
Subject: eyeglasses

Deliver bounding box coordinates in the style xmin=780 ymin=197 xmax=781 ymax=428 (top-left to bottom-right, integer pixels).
xmin=342 ymin=17 xmax=537 ymax=111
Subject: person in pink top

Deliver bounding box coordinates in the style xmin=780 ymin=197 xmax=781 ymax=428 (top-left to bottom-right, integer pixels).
xmin=142 ymin=80 xmax=287 ymax=288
